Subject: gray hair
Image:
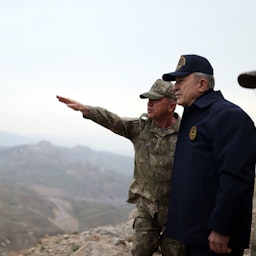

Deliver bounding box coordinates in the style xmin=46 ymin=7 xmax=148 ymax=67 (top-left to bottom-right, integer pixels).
xmin=194 ymin=72 xmax=215 ymax=89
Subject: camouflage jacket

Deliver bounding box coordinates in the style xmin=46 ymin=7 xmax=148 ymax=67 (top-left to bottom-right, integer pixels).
xmin=85 ymin=107 xmax=180 ymax=216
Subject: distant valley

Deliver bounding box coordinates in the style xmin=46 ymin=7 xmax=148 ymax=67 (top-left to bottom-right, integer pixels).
xmin=0 ymin=138 xmax=134 ymax=254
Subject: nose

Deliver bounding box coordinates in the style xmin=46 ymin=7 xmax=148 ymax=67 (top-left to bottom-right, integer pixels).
xmin=174 ymin=83 xmax=179 ymax=91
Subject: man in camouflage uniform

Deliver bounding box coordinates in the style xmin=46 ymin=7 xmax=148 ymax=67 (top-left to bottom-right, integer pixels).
xmin=238 ymin=71 xmax=256 ymax=256
xmin=56 ymin=79 xmax=185 ymax=256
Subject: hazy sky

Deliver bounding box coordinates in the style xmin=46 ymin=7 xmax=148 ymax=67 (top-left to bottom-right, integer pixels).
xmin=1 ymin=0 xmax=255 ymax=155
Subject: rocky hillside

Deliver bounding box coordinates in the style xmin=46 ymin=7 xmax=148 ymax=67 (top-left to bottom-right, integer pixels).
xmin=6 ymin=210 xmax=137 ymax=256
xmin=6 ymin=209 xmax=164 ymax=256
xmin=5 ymin=207 xmax=252 ymax=256
xmin=6 ymin=187 xmax=256 ymax=256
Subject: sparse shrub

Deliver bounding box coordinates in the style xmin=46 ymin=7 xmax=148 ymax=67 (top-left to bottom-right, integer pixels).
xmin=40 ymin=245 xmax=46 ymax=251
xmin=72 ymin=244 xmax=80 ymax=251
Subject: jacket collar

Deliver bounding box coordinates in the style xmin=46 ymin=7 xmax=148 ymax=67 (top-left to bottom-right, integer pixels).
xmin=193 ymin=89 xmax=223 ymax=109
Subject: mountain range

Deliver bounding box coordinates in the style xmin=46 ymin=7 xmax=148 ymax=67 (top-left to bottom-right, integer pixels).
xmin=0 ymin=135 xmax=134 ymax=255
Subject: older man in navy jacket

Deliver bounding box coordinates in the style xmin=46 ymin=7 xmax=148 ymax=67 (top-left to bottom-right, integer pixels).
xmin=162 ymin=55 xmax=256 ymax=256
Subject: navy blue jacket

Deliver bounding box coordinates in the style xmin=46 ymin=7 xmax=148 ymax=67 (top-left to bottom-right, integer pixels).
xmin=166 ymin=90 xmax=256 ymax=250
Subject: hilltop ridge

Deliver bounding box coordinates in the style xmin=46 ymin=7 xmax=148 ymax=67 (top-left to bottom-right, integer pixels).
xmin=6 ymin=207 xmax=251 ymax=256
xmin=6 ymin=209 xmax=164 ymax=256
xmin=7 ymin=210 xmax=137 ymax=256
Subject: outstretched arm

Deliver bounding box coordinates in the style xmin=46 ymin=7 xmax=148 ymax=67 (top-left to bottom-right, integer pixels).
xmin=56 ymin=95 xmax=89 ymax=116
xmin=57 ymin=95 xmax=139 ymax=139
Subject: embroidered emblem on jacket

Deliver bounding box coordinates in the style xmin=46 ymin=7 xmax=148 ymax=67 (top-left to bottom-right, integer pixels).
xmin=189 ymin=126 xmax=197 ymax=140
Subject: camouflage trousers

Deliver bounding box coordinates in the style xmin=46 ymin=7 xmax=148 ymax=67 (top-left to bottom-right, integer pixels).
xmin=131 ymin=205 xmax=185 ymax=256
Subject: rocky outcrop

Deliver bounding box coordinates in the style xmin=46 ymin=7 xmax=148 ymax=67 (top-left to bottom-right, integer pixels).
xmin=6 ymin=207 xmax=253 ymax=256
xmin=6 ymin=208 xmax=162 ymax=256
xmin=6 ymin=209 xmax=132 ymax=256
xmin=7 ymin=218 xmax=135 ymax=256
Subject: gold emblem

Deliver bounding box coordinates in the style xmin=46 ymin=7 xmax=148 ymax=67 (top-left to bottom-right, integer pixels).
xmin=189 ymin=126 xmax=197 ymax=140
xmin=176 ymin=55 xmax=186 ymax=70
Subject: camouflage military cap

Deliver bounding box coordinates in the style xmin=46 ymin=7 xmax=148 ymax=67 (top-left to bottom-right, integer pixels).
xmin=140 ymin=79 xmax=176 ymax=100
xmin=238 ymin=71 xmax=256 ymax=89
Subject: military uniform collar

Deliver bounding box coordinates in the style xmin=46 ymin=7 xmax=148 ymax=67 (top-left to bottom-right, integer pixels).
xmin=150 ymin=112 xmax=180 ymax=136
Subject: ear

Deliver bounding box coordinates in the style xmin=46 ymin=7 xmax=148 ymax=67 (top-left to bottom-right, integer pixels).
xmin=198 ymin=78 xmax=208 ymax=93
xmin=168 ymin=102 xmax=177 ymax=112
